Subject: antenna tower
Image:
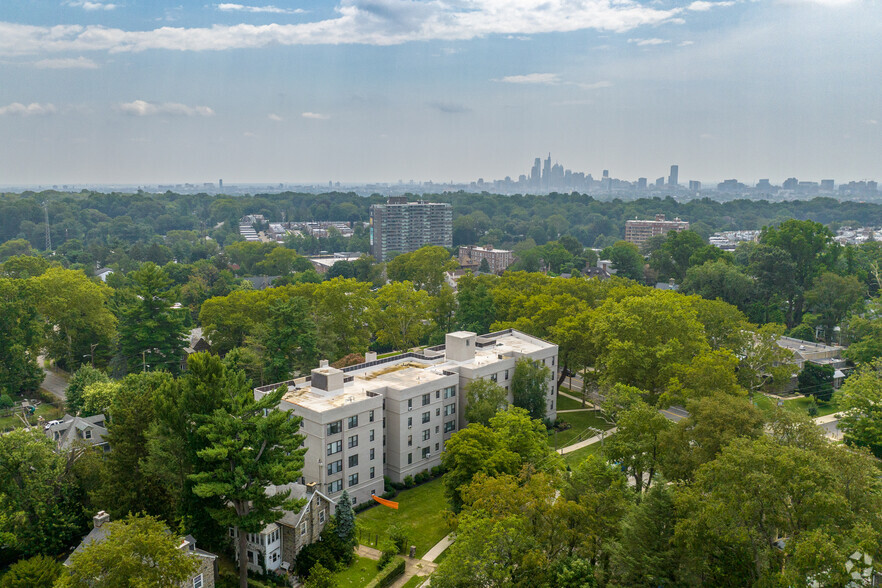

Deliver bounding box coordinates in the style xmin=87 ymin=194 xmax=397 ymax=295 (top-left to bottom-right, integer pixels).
xmin=43 ymin=201 xmax=52 ymax=251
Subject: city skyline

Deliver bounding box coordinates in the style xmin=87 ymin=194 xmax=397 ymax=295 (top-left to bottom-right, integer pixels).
xmin=1 ymin=0 xmax=880 ymax=184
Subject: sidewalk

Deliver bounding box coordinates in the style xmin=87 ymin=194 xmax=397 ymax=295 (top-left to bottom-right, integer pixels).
xmin=422 ymin=533 xmax=453 ymax=563
xmin=558 ymin=427 xmax=617 ymax=455
xmin=39 ymin=356 xmax=69 ymax=401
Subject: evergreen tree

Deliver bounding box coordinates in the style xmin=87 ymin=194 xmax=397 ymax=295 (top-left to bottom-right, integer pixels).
xmin=118 ymin=262 xmax=188 ymax=375
xmin=261 ymin=297 xmax=318 ymax=383
xmin=189 ymin=371 xmax=307 ymax=588
xmin=335 ymin=490 xmax=356 ymax=547
xmin=0 ymin=555 xmax=62 ymax=588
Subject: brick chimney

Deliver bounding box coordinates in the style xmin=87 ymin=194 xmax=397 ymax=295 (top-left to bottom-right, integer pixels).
xmin=93 ymin=511 xmax=110 ymax=529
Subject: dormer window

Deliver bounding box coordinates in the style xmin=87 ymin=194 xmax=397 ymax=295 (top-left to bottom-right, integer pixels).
xmin=85 ymin=430 xmax=92 ymax=439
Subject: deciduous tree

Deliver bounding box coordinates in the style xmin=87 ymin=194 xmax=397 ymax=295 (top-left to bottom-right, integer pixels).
xmin=463 ymin=378 xmax=508 ymax=425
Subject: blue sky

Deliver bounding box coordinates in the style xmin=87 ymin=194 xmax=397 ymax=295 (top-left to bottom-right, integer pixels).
xmin=0 ymin=0 xmax=880 ymax=185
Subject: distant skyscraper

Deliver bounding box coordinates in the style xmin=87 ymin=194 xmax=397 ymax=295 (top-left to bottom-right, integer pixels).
xmin=668 ymin=165 xmax=679 ymax=187
xmin=821 ymin=179 xmax=834 ymax=191
xmin=756 ymin=179 xmax=772 ymax=191
xmin=602 ymin=170 xmax=609 ymax=179
xmin=370 ymin=197 xmax=453 ymax=262
xmin=218 ymin=179 xmax=223 ymax=190
xmin=689 ymin=180 xmax=701 ymax=191
xmin=655 ymin=177 xmax=665 ymax=188
xmin=783 ymin=177 xmax=799 ymax=190
xmin=531 ymin=158 xmax=541 ymax=187
xmin=637 ymin=177 xmax=647 ymax=190
xmin=542 ymin=154 xmax=552 ymax=190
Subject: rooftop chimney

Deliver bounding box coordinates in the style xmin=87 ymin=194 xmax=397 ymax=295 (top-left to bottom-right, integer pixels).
xmin=93 ymin=511 xmax=110 ymax=529
xmin=311 ymin=366 xmax=345 ymax=392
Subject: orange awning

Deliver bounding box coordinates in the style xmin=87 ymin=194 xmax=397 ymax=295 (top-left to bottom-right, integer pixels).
xmin=372 ymin=494 xmax=399 ymax=509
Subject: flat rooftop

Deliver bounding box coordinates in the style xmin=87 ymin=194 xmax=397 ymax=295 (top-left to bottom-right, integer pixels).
xmin=263 ymin=329 xmax=556 ymax=412
xmin=777 ymin=336 xmax=842 ymax=353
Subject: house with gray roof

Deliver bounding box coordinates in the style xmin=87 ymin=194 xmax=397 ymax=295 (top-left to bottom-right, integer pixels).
xmin=65 ymin=511 xmax=218 ymax=587
xmin=44 ymin=414 xmax=109 ymax=452
xmin=230 ymin=481 xmax=335 ymax=575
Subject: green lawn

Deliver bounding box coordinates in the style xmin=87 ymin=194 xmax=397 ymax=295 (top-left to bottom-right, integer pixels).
xmin=331 ymin=556 xmax=381 ymax=587
xmin=0 ymin=403 xmax=64 ymax=432
xmin=754 ymin=394 xmax=839 ymax=419
xmin=562 ymin=439 xmax=608 ymax=467
xmin=550 ymin=411 xmax=612 ymax=449
xmin=401 ymin=574 xmax=429 ymax=588
xmin=356 ymin=478 xmax=450 ymax=559
xmin=556 ymin=392 xmax=586 ymax=411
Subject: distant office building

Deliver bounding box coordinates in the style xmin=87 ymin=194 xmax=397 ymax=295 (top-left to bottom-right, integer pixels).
xmin=370 ymin=197 xmax=452 ymax=262
xmin=625 ymin=214 xmax=690 ymax=246
xmin=688 ymin=180 xmax=701 ymax=192
xmin=821 ymin=179 xmax=835 ymax=191
xmin=717 ymin=179 xmax=748 ymax=192
xmin=531 ymin=158 xmax=541 ymax=188
xmin=783 ymin=177 xmax=799 ymax=190
xmin=756 ymin=179 xmax=773 ymax=191
xmin=668 ymin=165 xmax=679 ymax=187
xmin=655 ymin=177 xmax=665 ymax=188
xmin=458 ymin=245 xmax=515 ymax=274
xmin=637 ymin=177 xmax=647 ymax=190
xmin=218 ymin=179 xmax=223 ymax=190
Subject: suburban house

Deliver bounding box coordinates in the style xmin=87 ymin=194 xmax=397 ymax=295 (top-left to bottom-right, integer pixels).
xmin=43 ymin=414 xmax=109 ymax=452
xmin=181 ymin=328 xmax=212 ymax=369
xmin=254 ymin=329 xmax=559 ymax=506
xmin=231 ymin=482 xmax=335 ymax=575
xmin=65 ymin=511 xmax=218 ymax=588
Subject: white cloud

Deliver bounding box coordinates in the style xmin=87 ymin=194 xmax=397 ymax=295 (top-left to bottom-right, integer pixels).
xmin=687 ymin=1 xmax=734 ymax=10
xmin=65 ymin=0 xmax=117 ymax=10
xmin=268 ymin=113 xmax=284 ymax=121
xmin=117 ymin=100 xmax=215 ymax=116
xmin=494 ymin=73 xmax=561 ymax=85
xmin=679 ymin=40 xmax=694 ymax=46
xmin=0 ymin=0 xmax=683 ymax=55
xmin=0 ymin=102 xmax=57 ymax=116
xmin=34 ymin=56 xmax=99 ymax=69
xmin=628 ymin=37 xmax=670 ymax=45
xmin=779 ymin=0 xmax=857 ymax=6
xmin=217 ymin=3 xmax=305 ymax=14
xmin=866 ymin=119 xmax=878 ymax=125
xmin=302 ymin=112 xmax=330 ymax=119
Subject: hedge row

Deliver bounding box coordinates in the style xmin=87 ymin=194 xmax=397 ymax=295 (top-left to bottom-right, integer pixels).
xmin=365 ymin=556 xmax=406 ymax=588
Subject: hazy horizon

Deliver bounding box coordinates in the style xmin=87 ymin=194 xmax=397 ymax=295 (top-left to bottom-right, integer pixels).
xmin=1 ymin=0 xmax=880 ymax=185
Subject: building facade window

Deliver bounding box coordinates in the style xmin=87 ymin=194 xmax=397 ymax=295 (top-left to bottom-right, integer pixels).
xmin=369 ymin=409 xmax=375 ymax=422
xmin=348 ymin=473 xmax=359 ymax=487
xmin=327 ymin=441 xmax=342 ymax=456
xmin=422 ymin=411 xmax=430 ymax=424
xmin=370 ymin=466 xmax=375 ymax=479
xmin=327 ymin=421 xmax=342 ymax=435
xmin=348 ymin=435 xmax=358 ymax=448
xmin=444 ymin=420 xmax=456 ymax=433
xmin=328 ymin=480 xmax=342 ymax=493
xmin=407 ymin=435 xmax=412 ymax=447
xmin=407 ymin=453 xmax=412 ymax=464
xmin=319 ymin=510 xmax=325 ymax=524
xmin=443 ymin=386 xmax=456 ymax=399
xmin=327 ymin=459 xmax=342 ymax=475
xmin=436 ymin=390 xmax=440 ymax=399
xmin=194 ymin=573 xmax=204 ymax=588
xmin=407 ymin=399 xmax=413 ymax=410
xmin=422 ymin=447 xmax=430 ymax=459
xmin=300 ymin=522 xmax=307 ymax=536
xmin=407 ymin=417 xmax=412 ymax=427
xmin=422 ymin=429 xmax=430 ymax=441
xmin=435 ymin=442 xmax=440 ymax=451
xmin=422 ymin=393 xmax=431 ymax=406
xmin=348 ymin=454 xmax=358 ymax=467
xmin=504 ymin=369 xmax=509 ymax=380
xmin=369 ymin=429 xmax=375 ymax=441
xmin=443 ymin=403 xmax=456 ymax=416
xmin=347 ymin=415 xmax=358 ymax=429
xmin=370 ymin=448 xmax=375 ymax=460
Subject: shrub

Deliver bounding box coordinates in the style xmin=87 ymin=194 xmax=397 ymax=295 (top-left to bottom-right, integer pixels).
xmin=366 ymin=557 xmax=406 ymax=588
xmin=430 ymin=465 xmax=442 ymax=477
xmin=403 ymin=475 xmax=414 ymax=488
xmin=414 ymin=470 xmax=429 ymax=484
xmin=0 ymin=394 xmax=13 ymax=409
xmin=381 ymin=490 xmax=397 ymax=500
xmin=377 ymin=539 xmax=397 ymax=570
xmin=388 ymin=524 xmax=409 ymax=554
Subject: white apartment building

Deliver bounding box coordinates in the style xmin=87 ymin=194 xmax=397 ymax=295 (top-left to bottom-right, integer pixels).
xmin=254 ymin=329 xmax=558 ymax=505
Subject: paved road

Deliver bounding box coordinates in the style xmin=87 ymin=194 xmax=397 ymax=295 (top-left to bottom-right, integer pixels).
xmin=38 ymin=356 xmax=68 ymax=401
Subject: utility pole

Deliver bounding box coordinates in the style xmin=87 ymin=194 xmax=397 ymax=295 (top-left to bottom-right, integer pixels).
xmin=90 ymin=343 xmax=98 ymax=368
xmin=142 ymin=350 xmax=147 ymax=373
xmin=43 ymin=201 xmax=52 ymax=252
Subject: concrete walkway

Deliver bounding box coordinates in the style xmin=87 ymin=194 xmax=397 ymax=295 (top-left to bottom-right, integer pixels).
xmin=422 ymin=533 xmax=453 ymax=563
xmin=558 ymin=389 xmax=597 ymax=409
xmin=558 ymin=427 xmax=617 ymax=455
xmin=557 ymin=408 xmax=597 ymax=413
